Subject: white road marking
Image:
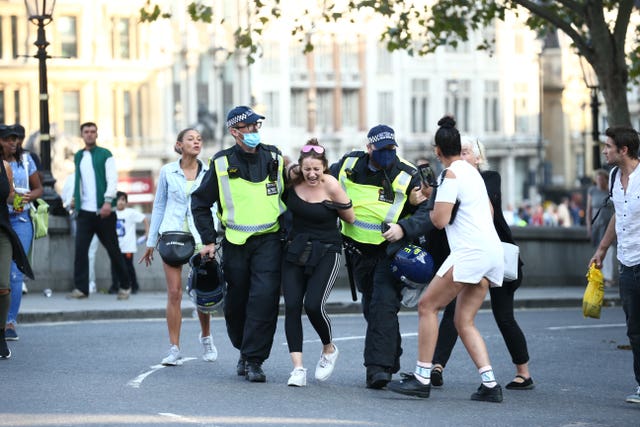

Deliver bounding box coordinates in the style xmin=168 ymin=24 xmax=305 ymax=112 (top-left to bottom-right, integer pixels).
xmin=127 ymin=357 xmax=197 ymax=388
xmin=546 ymin=323 xmax=626 ymax=331
xmin=288 ymin=332 xmax=418 ymax=345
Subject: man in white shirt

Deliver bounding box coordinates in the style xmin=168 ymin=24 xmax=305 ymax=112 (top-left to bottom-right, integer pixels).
xmin=68 ymin=122 xmax=131 ymax=300
xmin=590 ymin=126 xmax=640 ymax=405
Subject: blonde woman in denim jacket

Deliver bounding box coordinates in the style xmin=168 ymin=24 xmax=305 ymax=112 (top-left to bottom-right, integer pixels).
xmin=140 ymin=128 xmax=218 ymax=366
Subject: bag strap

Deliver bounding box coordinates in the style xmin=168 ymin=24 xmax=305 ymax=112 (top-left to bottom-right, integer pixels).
xmin=591 ymin=166 xmax=618 ymax=225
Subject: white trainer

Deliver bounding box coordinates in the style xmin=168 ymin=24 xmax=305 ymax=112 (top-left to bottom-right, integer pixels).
xmin=161 ymin=345 xmax=182 ymax=366
xmin=89 ymin=281 xmax=97 ymax=294
xmin=200 ymin=334 xmax=218 ymax=362
xmin=287 ymin=367 xmax=307 ymax=387
xmin=315 ymin=344 xmax=339 ymax=381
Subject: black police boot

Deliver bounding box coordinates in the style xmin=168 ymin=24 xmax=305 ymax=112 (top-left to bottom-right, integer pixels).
xmin=245 ymin=361 xmax=266 ymax=383
xmin=470 ymin=384 xmax=503 ymax=403
xmin=387 ymin=373 xmax=431 ymax=398
xmin=236 ymin=356 xmax=247 ymax=376
xmin=366 ymin=366 xmax=391 ymax=389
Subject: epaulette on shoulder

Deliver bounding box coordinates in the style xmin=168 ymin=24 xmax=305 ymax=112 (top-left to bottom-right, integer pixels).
xmin=397 ymin=158 xmax=417 ymax=176
xmin=344 ymin=150 xmax=366 ymax=159
xmin=261 ymin=144 xmax=282 ymax=155
xmin=212 ymin=146 xmax=234 ymax=161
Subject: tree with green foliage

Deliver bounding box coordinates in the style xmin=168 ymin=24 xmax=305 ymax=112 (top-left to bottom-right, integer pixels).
xmin=141 ymin=0 xmax=639 ymax=127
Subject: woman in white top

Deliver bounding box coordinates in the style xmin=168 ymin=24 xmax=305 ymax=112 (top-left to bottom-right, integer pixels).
xmin=139 ymin=128 xmax=217 ymax=366
xmin=388 ymin=116 xmax=504 ymax=402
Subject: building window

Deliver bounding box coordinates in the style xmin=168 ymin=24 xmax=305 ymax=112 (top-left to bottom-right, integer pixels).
xmin=290 ymin=42 xmax=308 ymax=78
xmin=411 ymin=79 xmax=429 ymax=133
xmin=0 ymin=90 xmax=5 ymax=123
xmin=11 ymin=15 xmax=18 ymax=59
xmin=0 ymin=18 xmax=4 ymax=59
xmin=316 ymin=89 xmax=334 ymax=131
xmin=62 ymin=90 xmax=80 ymax=135
xmin=291 ymin=89 xmax=308 ymax=128
xmin=123 ymin=90 xmax=132 ymax=137
xmin=446 ymin=79 xmax=470 ymax=132
xmin=13 ymin=90 xmax=19 ymax=124
xmin=58 ymin=16 xmax=77 ymax=58
xmin=377 ymin=44 xmax=392 ymax=74
xmin=262 ymin=41 xmax=280 ymax=74
xmin=264 ymin=91 xmax=280 ymax=127
xmin=340 ymin=40 xmax=358 ymax=74
xmin=378 ymin=91 xmax=393 ymax=125
xmin=315 ymin=40 xmax=333 ymax=76
xmin=484 ymin=80 xmax=500 ymax=132
xmin=342 ymin=89 xmax=358 ymax=129
xmin=514 ymin=82 xmax=530 ymax=133
xmin=112 ymin=17 xmax=131 ymax=59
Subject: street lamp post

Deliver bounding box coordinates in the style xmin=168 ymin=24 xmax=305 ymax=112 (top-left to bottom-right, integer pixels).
xmin=24 ymin=0 xmax=64 ymax=215
xmin=579 ymin=54 xmax=602 ymax=170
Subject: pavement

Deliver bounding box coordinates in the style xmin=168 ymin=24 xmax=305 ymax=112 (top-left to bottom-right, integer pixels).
xmin=17 ymin=284 xmax=622 ymax=324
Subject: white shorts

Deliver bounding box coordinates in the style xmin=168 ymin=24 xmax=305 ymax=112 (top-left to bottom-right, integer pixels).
xmin=436 ymin=248 xmax=504 ymax=288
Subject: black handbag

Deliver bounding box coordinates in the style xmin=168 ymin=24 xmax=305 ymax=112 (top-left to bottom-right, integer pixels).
xmin=157 ymin=231 xmax=195 ymax=267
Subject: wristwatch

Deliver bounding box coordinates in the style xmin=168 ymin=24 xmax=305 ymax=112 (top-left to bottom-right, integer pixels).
xmin=104 ymin=197 xmax=113 ymax=204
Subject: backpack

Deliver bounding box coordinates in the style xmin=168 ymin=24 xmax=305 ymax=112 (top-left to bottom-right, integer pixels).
xmin=590 ymin=166 xmax=618 ymax=225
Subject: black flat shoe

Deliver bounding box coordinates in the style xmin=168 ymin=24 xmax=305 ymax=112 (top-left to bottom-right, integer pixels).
xmin=387 ymin=374 xmax=431 ymax=398
xmin=471 ymin=384 xmax=503 ymax=403
xmin=505 ymin=375 xmax=534 ymax=390
xmin=431 ymin=367 xmax=443 ymax=387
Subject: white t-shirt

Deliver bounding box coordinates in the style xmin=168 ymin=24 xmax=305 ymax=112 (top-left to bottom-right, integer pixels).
xmin=116 ymin=208 xmax=146 ymax=253
xmin=435 ymin=159 xmax=504 ymax=287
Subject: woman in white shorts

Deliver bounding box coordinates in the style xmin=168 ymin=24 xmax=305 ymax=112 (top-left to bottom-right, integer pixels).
xmin=388 ymin=115 xmax=504 ymax=402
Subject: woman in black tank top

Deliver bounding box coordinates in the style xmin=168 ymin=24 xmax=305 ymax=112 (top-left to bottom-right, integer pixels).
xmin=282 ymin=138 xmax=354 ymax=387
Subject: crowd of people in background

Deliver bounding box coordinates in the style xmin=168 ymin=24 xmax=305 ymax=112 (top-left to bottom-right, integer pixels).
xmin=504 ymin=194 xmax=586 ymax=228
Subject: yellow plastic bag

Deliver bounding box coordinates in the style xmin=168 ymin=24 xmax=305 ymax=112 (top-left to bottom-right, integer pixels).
xmin=29 ymin=198 xmax=49 ymax=239
xmin=583 ymin=263 xmax=604 ymax=319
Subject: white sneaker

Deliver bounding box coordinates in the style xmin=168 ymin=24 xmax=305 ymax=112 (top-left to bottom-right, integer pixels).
xmin=161 ymin=345 xmax=182 ymax=366
xmin=200 ymin=334 xmax=218 ymax=362
xmin=315 ymin=344 xmax=339 ymax=381
xmin=21 ymin=282 xmax=28 ymax=295
xmin=288 ymin=367 xmax=307 ymax=387
xmin=626 ymin=386 xmax=640 ymax=404
xmin=89 ymin=281 xmax=97 ymax=294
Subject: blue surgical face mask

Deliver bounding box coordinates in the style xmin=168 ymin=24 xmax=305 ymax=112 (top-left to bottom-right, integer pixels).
xmin=243 ymin=132 xmax=261 ymax=148
xmin=371 ymin=149 xmax=396 ymax=169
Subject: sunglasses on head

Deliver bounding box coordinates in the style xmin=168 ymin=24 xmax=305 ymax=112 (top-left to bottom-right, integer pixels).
xmin=301 ymin=144 xmax=325 ymax=154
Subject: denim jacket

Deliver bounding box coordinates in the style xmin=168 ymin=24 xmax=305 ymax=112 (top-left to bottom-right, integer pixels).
xmin=147 ymin=159 xmax=208 ymax=248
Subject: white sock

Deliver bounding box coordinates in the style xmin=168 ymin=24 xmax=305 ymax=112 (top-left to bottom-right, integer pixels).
xmin=479 ymin=365 xmax=497 ymax=388
xmin=414 ymin=362 xmax=432 ymax=385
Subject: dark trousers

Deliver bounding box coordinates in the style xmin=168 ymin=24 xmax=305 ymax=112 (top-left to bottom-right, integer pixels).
xmin=222 ymin=233 xmax=282 ymax=363
xmin=433 ymin=281 xmax=530 ymax=367
xmin=619 ymin=263 xmax=640 ymax=385
xmin=111 ymin=253 xmax=139 ymax=292
xmin=350 ymin=250 xmax=402 ymax=372
xmin=74 ymin=210 xmax=130 ymax=295
xmin=282 ymin=251 xmax=341 ymax=353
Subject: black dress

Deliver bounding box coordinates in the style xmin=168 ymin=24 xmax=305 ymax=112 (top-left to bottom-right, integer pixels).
xmin=0 ymin=160 xmax=34 ymax=280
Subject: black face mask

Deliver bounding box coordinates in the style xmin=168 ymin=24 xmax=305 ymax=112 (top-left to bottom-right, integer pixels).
xmin=371 ymin=149 xmax=396 ymax=169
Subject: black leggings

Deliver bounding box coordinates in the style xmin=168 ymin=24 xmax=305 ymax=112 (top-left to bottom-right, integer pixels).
xmin=282 ymin=251 xmax=341 ymax=353
xmin=433 ymin=282 xmax=530 ymax=367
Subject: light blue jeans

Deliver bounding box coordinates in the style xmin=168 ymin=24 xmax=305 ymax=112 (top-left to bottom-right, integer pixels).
xmin=7 ymin=210 xmax=33 ymax=326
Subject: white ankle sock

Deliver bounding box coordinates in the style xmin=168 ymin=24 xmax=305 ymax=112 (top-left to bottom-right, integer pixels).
xmin=479 ymin=365 xmax=497 ymax=388
xmin=414 ymin=362 xmax=432 ymax=385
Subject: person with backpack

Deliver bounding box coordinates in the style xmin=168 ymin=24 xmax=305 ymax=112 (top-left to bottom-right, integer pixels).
xmin=589 ymin=126 xmax=640 ymax=405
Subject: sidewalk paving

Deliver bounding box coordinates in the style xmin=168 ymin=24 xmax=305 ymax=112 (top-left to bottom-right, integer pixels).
xmin=17 ymin=285 xmax=622 ymax=324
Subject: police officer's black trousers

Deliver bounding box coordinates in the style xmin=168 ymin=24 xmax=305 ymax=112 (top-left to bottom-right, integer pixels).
xmin=221 ymin=233 xmax=282 ymax=363
xmin=350 ymin=250 xmax=402 ymax=373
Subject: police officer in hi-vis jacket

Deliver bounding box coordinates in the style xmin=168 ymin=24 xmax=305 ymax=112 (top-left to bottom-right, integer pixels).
xmin=330 ymin=124 xmax=429 ymax=389
xmin=192 ymin=106 xmax=286 ymax=383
